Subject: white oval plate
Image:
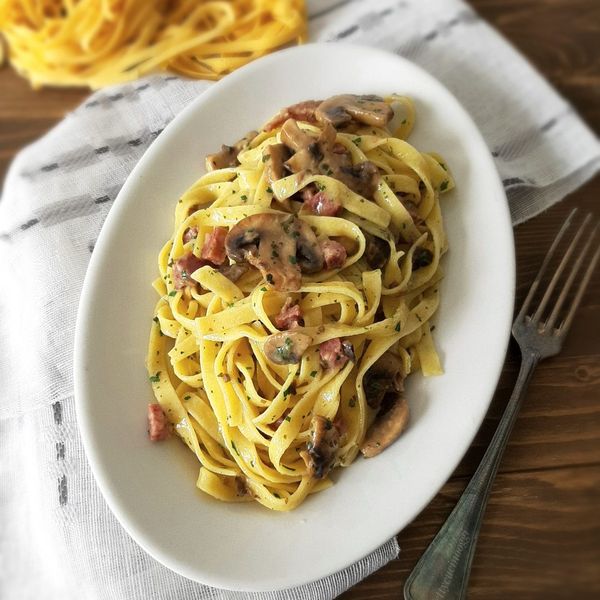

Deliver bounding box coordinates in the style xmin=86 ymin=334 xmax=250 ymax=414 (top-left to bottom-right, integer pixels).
xmin=74 ymin=43 xmax=514 ymax=592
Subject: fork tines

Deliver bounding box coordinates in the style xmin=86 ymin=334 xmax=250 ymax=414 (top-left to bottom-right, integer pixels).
xmin=516 ymin=208 xmax=600 ymax=337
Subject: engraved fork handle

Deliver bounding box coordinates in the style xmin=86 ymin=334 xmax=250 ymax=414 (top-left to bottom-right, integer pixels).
xmin=404 ymin=350 xmax=539 ymax=600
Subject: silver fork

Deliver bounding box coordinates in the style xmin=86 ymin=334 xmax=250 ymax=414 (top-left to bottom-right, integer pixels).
xmin=404 ymin=208 xmax=600 ymax=600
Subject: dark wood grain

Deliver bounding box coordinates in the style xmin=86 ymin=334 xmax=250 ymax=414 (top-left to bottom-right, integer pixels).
xmin=348 ymin=465 xmax=600 ymax=600
xmin=0 ymin=1 xmax=598 ymax=598
xmin=341 ymin=1 xmax=600 ymax=597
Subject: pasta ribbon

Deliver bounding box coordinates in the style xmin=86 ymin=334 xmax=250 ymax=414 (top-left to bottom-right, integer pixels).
xmin=0 ymin=0 xmax=306 ymax=89
xmin=146 ymin=94 xmax=452 ymax=510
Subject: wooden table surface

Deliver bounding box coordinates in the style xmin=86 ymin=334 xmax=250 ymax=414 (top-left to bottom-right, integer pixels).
xmin=1 ymin=1 xmax=598 ymax=598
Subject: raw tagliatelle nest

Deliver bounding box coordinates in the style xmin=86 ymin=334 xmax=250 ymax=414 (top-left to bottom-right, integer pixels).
xmin=0 ymin=0 xmax=306 ymax=89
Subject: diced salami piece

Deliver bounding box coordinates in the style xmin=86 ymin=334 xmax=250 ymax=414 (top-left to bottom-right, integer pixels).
xmin=201 ymin=227 xmax=228 ymax=266
xmin=303 ymin=188 xmax=342 ymax=216
xmin=183 ymin=226 xmax=198 ymax=243
xmin=172 ymin=252 xmax=207 ymax=290
xmin=301 ymin=416 xmax=341 ymax=479
xmin=320 ymin=239 xmax=347 ymax=269
xmin=147 ymin=403 xmax=169 ymax=441
xmin=274 ymin=298 xmax=303 ymax=330
xmin=264 ymin=100 xmax=321 ymax=131
xmin=319 ymin=338 xmax=354 ymax=370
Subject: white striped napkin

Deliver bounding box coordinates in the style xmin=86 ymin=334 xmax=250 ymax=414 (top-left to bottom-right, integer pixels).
xmin=0 ymin=1 xmax=598 ymax=599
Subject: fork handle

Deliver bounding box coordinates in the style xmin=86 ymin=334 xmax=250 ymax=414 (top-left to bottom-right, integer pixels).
xmin=404 ymin=351 xmax=539 ymax=600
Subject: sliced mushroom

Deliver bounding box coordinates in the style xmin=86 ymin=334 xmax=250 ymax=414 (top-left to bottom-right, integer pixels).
xmin=225 ymin=213 xmax=323 ymax=291
xmin=205 ymin=130 xmax=258 ymax=171
xmin=235 ymin=476 xmax=249 ymax=497
xmin=412 ymin=247 xmax=433 ymax=270
xmin=338 ymin=161 xmax=380 ymax=199
xmin=280 ymin=118 xmax=380 ymax=199
xmin=301 ymin=416 xmax=341 ymax=478
xmin=263 ymin=143 xmax=291 ymax=185
xmin=280 ymin=119 xmax=325 ymax=173
xmin=316 ymin=94 xmax=394 ymax=129
xmin=399 ymin=197 xmax=422 ymax=223
xmin=292 ymin=218 xmax=325 ymax=274
xmin=364 ymin=233 xmax=391 ymax=269
xmin=360 ymin=394 xmax=409 ymax=458
xmin=263 ymin=331 xmax=313 ymax=365
xmin=218 ymin=262 xmax=249 ymax=283
xmin=205 ymin=145 xmax=237 ymax=171
xmin=363 ymin=352 xmax=404 ymax=409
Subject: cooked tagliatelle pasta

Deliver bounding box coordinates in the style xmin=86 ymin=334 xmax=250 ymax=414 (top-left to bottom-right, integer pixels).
xmin=146 ymin=94 xmax=454 ymax=511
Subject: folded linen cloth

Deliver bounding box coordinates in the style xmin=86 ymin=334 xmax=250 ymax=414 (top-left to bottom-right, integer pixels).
xmin=0 ymin=1 xmax=598 ymax=598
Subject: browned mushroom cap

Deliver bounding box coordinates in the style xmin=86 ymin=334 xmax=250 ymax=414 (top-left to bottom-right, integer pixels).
xmin=316 ymin=94 xmax=393 ymax=129
xmin=364 ymin=233 xmax=391 ymax=269
xmin=218 ymin=262 xmax=249 ymax=283
xmin=263 ymin=143 xmax=291 ymax=185
xmin=225 ymin=213 xmax=323 ymax=291
xmin=412 ymin=247 xmax=434 ymax=270
xmin=300 ymin=416 xmax=341 ymax=478
xmin=280 ymin=119 xmax=323 ymax=173
xmin=360 ymin=394 xmax=409 ymax=458
xmin=363 ymin=352 xmax=404 ymax=409
xmin=263 ymin=331 xmax=313 ymax=365
xmin=288 ymin=217 xmax=324 ymax=274
xmin=280 ymin=118 xmax=315 ymax=151
xmin=205 ymin=130 xmax=258 ymax=171
xmin=280 ymin=118 xmax=380 ymax=199
xmin=340 ymin=161 xmax=380 ymax=201
xmin=399 ymin=197 xmax=422 ymax=224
